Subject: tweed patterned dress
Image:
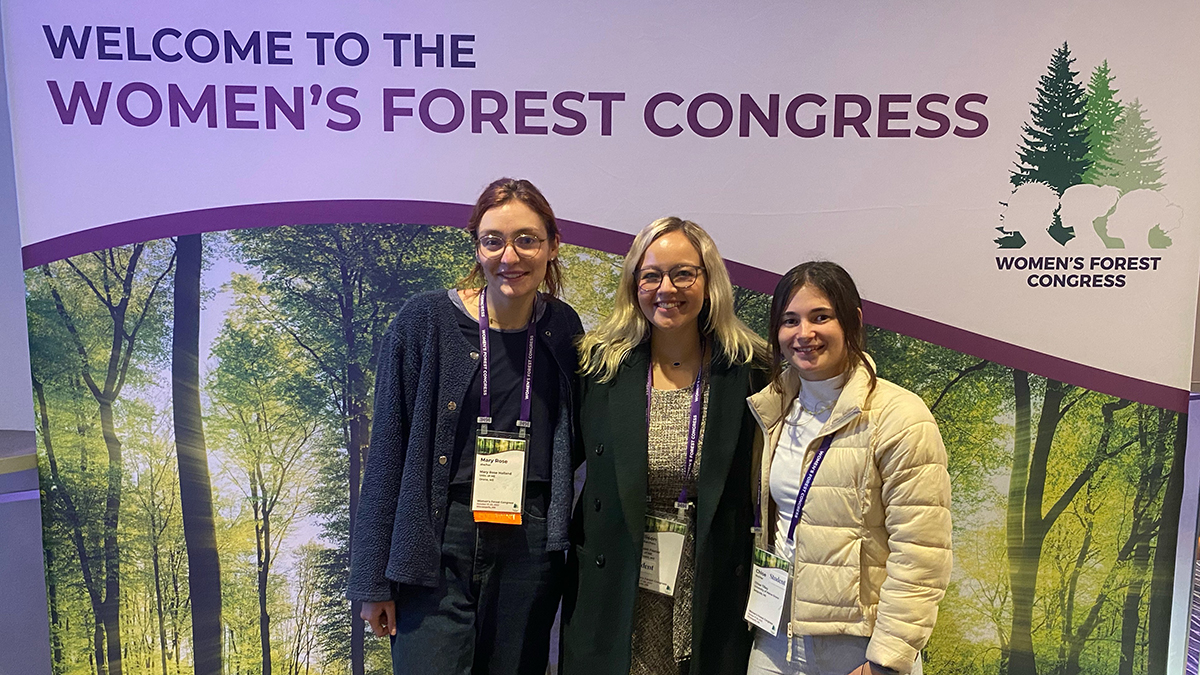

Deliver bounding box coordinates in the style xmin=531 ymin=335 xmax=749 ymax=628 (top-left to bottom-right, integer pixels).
xmin=629 ymin=378 xmax=710 ymax=675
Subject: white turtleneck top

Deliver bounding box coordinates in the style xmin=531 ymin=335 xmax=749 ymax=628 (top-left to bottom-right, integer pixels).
xmin=770 ymin=373 xmax=844 ymax=561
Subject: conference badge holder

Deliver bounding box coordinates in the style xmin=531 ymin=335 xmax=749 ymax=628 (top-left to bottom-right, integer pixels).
xmin=470 ymin=425 xmax=529 ymax=525
xmin=744 ymin=547 xmax=791 ymax=635
xmin=470 ymin=287 xmax=537 ymax=525
xmin=639 ymin=514 xmax=688 ymax=597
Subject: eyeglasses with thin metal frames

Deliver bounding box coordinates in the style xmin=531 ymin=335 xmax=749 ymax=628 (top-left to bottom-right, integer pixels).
xmin=476 ymin=233 xmax=547 ymax=259
xmin=636 ymin=264 xmax=705 ymax=292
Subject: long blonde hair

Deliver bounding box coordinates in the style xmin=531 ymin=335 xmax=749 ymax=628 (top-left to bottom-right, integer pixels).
xmin=578 ymin=217 xmax=766 ymax=381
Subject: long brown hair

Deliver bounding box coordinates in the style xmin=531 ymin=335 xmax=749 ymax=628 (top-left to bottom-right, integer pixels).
xmin=461 ymin=178 xmax=564 ymax=296
xmin=768 ymin=261 xmax=876 ymax=392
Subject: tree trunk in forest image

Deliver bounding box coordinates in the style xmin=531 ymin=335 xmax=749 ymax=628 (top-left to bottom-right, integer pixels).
xmin=1146 ymin=412 xmax=1185 ymax=675
xmin=42 ymin=246 xmax=174 ymax=675
xmin=1004 ymin=373 xmax=1128 ymax=675
xmin=35 ymin=377 xmax=109 ymax=675
xmin=252 ymin=466 xmax=274 ymax=675
xmin=172 ymin=234 xmax=224 ymax=675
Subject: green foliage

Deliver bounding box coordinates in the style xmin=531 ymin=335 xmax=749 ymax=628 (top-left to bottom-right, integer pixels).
xmin=30 ymin=228 xmax=1185 ymax=675
xmin=1082 ymin=61 xmax=1122 ymax=185
xmin=1106 ymin=100 xmax=1165 ymax=194
xmin=1011 ymin=43 xmax=1092 ymax=195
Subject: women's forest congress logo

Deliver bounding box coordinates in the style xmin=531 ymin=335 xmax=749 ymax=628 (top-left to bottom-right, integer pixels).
xmin=993 ymin=43 xmax=1179 ymax=289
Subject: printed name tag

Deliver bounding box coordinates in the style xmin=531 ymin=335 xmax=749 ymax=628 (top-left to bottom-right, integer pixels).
xmin=638 ymin=515 xmax=687 ymax=596
xmin=744 ymin=548 xmax=791 ymax=636
xmin=471 ymin=432 xmax=527 ymax=525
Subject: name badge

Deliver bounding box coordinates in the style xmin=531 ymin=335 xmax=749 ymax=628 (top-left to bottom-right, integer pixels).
xmin=471 ymin=431 xmax=527 ymax=525
xmin=744 ymin=547 xmax=791 ymax=636
xmin=638 ymin=515 xmax=687 ymax=596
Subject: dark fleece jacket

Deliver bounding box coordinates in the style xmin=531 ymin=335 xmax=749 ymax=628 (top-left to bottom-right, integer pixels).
xmin=347 ymin=290 xmax=583 ymax=600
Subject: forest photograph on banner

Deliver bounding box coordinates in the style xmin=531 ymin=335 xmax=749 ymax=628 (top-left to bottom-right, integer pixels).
xmin=8 ymin=1 xmax=1197 ymax=675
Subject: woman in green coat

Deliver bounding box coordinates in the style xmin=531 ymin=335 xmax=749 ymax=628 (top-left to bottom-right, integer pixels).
xmin=561 ymin=217 xmax=767 ymax=675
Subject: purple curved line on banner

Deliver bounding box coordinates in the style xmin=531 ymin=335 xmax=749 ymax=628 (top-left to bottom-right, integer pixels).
xmin=20 ymin=198 xmax=1188 ymax=413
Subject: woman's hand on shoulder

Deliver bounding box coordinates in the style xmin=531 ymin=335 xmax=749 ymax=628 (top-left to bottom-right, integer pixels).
xmin=360 ymin=599 xmax=397 ymax=637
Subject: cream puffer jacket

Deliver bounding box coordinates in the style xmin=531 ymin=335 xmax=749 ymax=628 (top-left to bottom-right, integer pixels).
xmin=747 ymin=358 xmax=952 ymax=674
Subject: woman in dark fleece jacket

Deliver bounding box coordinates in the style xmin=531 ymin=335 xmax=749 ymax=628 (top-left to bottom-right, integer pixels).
xmin=348 ymin=178 xmax=583 ymax=675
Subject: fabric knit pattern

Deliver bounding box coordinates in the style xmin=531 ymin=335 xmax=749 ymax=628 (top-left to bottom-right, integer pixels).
xmin=347 ymin=290 xmax=583 ymax=600
xmin=630 ymin=380 xmax=710 ymax=674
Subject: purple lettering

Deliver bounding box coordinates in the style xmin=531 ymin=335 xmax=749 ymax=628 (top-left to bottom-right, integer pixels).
xmin=645 ymin=92 xmax=683 ymax=137
xmin=168 ymin=84 xmax=217 ymax=127
xmin=915 ymin=93 xmax=950 ymax=138
xmin=785 ymin=94 xmax=825 ymax=138
xmin=326 ymin=87 xmax=359 ymax=131
xmin=47 ymin=80 xmax=111 ymax=125
xmin=515 ymin=91 xmax=547 ymax=135
xmin=224 ymin=85 xmax=258 ymax=129
xmin=419 ymin=88 xmax=464 ymax=133
xmin=472 ymin=90 xmax=508 ymax=134
xmin=383 ymin=88 xmax=414 ymax=131
xmin=116 ymin=81 xmax=162 ymax=127
xmin=834 ymin=94 xmax=870 ymax=138
xmin=739 ymin=93 xmax=779 ymax=137
xmin=552 ymin=91 xmax=586 ymax=136
xmin=877 ymin=93 xmax=910 ymax=138
xmin=265 ymin=86 xmax=304 ymax=130
xmin=953 ymin=93 xmax=988 ymax=138
xmin=588 ymin=92 xmax=624 ymax=136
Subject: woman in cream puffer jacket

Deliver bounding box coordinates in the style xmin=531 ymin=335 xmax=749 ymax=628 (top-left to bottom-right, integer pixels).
xmin=745 ymin=262 xmax=951 ymax=675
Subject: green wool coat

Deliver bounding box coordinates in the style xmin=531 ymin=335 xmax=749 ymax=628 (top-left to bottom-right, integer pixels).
xmin=561 ymin=342 xmax=762 ymax=674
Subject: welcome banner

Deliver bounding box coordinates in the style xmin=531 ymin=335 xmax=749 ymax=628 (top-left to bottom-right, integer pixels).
xmin=6 ymin=1 xmax=1197 ymax=674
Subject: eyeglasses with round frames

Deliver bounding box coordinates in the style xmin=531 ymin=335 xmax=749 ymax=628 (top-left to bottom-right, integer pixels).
xmin=636 ymin=264 xmax=705 ymax=292
xmin=476 ymin=233 xmax=546 ymax=258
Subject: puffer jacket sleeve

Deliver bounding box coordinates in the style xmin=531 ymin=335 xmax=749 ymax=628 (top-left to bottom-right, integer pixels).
xmin=346 ymin=315 xmax=410 ymax=602
xmin=865 ymin=395 xmax=952 ymax=673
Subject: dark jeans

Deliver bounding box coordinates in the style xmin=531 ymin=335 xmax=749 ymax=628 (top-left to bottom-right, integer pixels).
xmin=390 ymin=484 xmax=564 ymax=675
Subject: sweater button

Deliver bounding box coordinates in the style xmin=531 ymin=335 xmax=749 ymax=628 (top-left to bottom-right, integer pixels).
xmin=438 ymin=455 xmax=448 ymax=466
xmin=544 ymin=330 xmax=552 ymax=337
xmin=594 ymin=498 xmax=601 ymax=512
xmin=469 ymin=351 xmax=480 ymax=360
xmin=447 ymin=401 xmax=457 ymax=411
xmin=595 ymin=444 xmax=604 ymax=456
xmin=595 ymin=554 xmax=605 ymax=568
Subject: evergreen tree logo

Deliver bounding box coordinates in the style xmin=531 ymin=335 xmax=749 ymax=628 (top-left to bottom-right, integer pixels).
xmin=996 ymin=43 xmax=1177 ymax=250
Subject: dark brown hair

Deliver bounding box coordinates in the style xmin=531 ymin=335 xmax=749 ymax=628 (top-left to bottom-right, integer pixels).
xmin=768 ymin=261 xmax=876 ymax=392
xmin=462 ymin=177 xmax=563 ymax=297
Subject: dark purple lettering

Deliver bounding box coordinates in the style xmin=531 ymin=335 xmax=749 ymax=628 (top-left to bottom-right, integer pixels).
xmin=383 ymin=33 xmax=412 ymax=66
xmin=515 ymin=91 xmax=547 ymax=135
xmin=116 ymin=82 xmax=161 ymax=127
xmin=953 ymin=93 xmax=988 ymax=138
xmin=307 ymin=32 xmax=334 ymax=65
xmin=43 ymin=25 xmax=91 ymax=59
xmin=739 ymin=93 xmax=779 ymax=137
xmin=552 ymin=91 xmax=586 ymax=136
xmin=645 ymin=92 xmax=683 ymax=137
xmin=185 ymin=29 xmax=219 ymax=63
xmin=472 ymin=90 xmax=508 ymax=134
xmin=47 ymin=80 xmax=110 ymax=125
xmin=419 ymin=88 xmax=464 ymax=133
xmin=334 ymin=32 xmax=368 ymax=66
xmin=168 ymin=84 xmax=217 ymax=127
xmin=266 ymin=31 xmax=291 ymax=65
xmin=266 ymin=86 xmax=303 ymax=129
xmin=223 ymin=30 xmax=261 ymax=64
xmin=225 ymin=85 xmax=258 ymax=129
xmin=152 ymin=28 xmax=181 ymax=62
xmin=96 ymin=26 xmax=121 ymax=60
xmin=785 ymin=94 xmax=825 ymax=138
xmin=834 ymin=94 xmax=870 ymax=138
xmin=588 ymin=92 xmax=624 ymax=136
xmin=450 ymin=34 xmax=475 ymax=68
xmin=415 ymin=34 xmax=444 ymax=67
xmin=326 ymin=87 xmax=359 ymax=131
xmin=125 ymin=27 xmax=150 ymax=61
xmin=915 ymin=93 xmax=950 ymax=138
xmin=383 ymin=88 xmax=414 ymax=131
xmin=877 ymin=94 xmax=910 ymax=138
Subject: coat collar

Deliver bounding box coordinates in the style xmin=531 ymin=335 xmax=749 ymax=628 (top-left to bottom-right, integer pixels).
xmin=747 ymin=355 xmax=876 ymax=438
xmin=611 ymin=340 xmax=753 ymax=548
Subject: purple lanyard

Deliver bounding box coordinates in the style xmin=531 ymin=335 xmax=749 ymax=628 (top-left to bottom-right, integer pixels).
xmin=477 ymin=288 xmax=537 ymax=438
xmin=786 ymin=434 xmax=835 ymax=542
xmin=646 ymin=347 xmax=706 ymax=509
